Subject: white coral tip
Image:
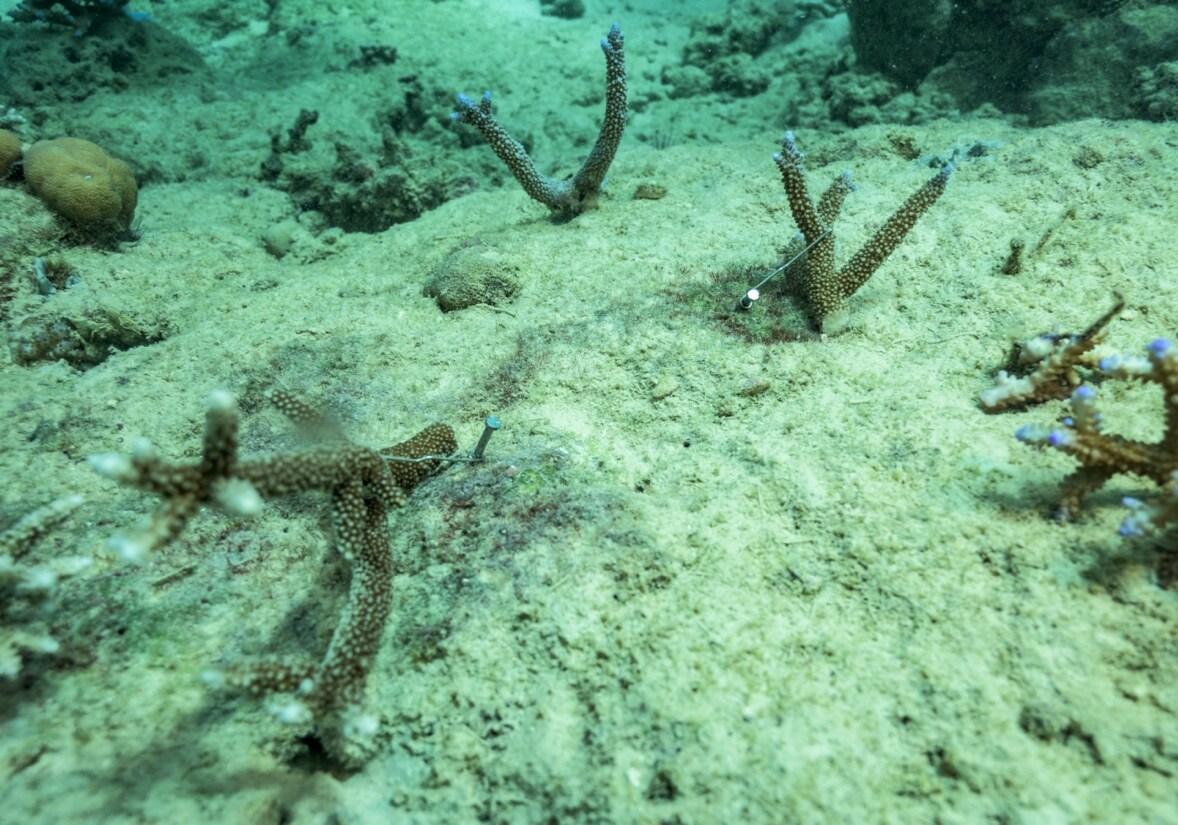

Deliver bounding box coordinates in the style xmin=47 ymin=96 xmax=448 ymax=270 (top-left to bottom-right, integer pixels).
xmin=108 ymin=531 xmax=151 ymax=564
xmin=341 ymin=705 xmax=380 ymax=740
xmin=267 ymin=699 xmax=313 ymax=726
xmin=200 ymin=669 xmax=227 ymax=690
xmin=979 ymin=371 xmax=1032 ymax=409
xmin=88 ymin=452 xmax=133 ymax=479
xmin=206 ymin=389 xmax=235 ymax=412
xmin=130 ymin=437 xmax=157 ymax=460
xmin=215 ymin=478 xmax=263 ymax=517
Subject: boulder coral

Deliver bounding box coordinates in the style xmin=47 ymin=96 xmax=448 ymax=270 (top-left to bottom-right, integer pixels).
xmin=23 ymin=137 xmax=137 ymax=238
xmin=0 ymin=129 xmax=20 ymax=178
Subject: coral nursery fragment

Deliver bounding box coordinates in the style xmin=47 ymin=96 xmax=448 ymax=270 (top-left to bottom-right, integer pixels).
xmin=90 ymin=389 xmax=456 ymax=764
xmin=980 ymin=295 xmax=1123 ymax=413
xmin=983 ymin=301 xmax=1178 ymax=533
xmin=453 ymin=24 xmax=628 ymax=217
xmin=1015 ymin=338 xmax=1178 ymax=523
xmin=773 ymin=131 xmax=952 ymax=332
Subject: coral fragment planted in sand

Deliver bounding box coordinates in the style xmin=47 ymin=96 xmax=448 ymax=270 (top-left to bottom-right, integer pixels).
xmin=983 ymin=300 xmax=1178 ymax=533
xmin=91 ymin=389 xmax=456 ymax=763
xmin=452 ymin=24 xmax=628 ymax=217
xmin=773 ymin=131 xmax=952 ymax=332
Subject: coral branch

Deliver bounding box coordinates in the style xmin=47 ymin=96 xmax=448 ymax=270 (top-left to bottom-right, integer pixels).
xmin=91 ymin=389 xmax=457 ymax=763
xmin=980 ymin=294 xmax=1122 ymax=412
xmin=988 ymin=326 xmax=1178 ymax=523
xmin=773 ymin=132 xmax=952 ymax=332
xmin=1 ymin=495 xmax=90 ymax=679
xmin=453 ymin=23 xmax=628 ymax=217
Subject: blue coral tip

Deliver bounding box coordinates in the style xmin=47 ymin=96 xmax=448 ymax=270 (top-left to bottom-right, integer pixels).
xmin=1014 ymin=425 xmax=1032 ymax=441
xmin=1118 ymin=519 xmax=1145 ymax=538
xmin=1047 ymin=430 xmax=1071 ymax=447
xmin=1148 ymin=338 xmax=1172 ymax=354
xmin=1073 ymin=385 xmax=1095 ymax=400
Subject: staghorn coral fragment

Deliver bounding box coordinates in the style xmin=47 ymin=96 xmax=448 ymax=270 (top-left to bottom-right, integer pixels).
xmin=773 ymin=131 xmax=951 ymax=333
xmin=1007 ymin=337 xmax=1178 ymax=523
xmin=0 ymin=494 xmax=83 ymax=560
xmin=91 ymin=389 xmax=456 ymax=764
xmin=980 ymin=294 xmax=1123 ymax=412
xmin=452 ymin=24 xmax=628 ymax=218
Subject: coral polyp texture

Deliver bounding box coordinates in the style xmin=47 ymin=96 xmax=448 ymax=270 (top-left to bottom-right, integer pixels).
xmin=452 ymin=23 xmax=627 ymax=217
xmin=7 ymin=0 xmax=151 ymax=35
xmin=90 ymin=389 xmax=457 ymax=764
xmin=23 ymin=137 xmax=137 ymax=241
xmin=773 ymin=131 xmax=952 ymax=332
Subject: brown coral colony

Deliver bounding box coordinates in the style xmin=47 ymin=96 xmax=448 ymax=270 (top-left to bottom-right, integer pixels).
xmin=0 ymin=129 xmax=20 ymax=178
xmin=0 ymin=131 xmax=137 ymax=242
xmin=23 ymin=137 xmax=138 ymax=239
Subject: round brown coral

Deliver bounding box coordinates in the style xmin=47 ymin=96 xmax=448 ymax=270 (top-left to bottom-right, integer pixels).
xmin=0 ymin=129 xmax=21 ymax=178
xmin=23 ymin=137 xmax=137 ymax=237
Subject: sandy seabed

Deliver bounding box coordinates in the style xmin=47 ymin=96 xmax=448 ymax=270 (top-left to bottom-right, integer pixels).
xmin=1 ymin=1 xmax=1175 ymax=822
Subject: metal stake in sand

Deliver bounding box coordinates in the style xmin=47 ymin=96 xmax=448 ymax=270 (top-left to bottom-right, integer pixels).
xmin=735 ymin=228 xmax=831 ymax=311
xmin=385 ymin=415 xmax=501 ymax=466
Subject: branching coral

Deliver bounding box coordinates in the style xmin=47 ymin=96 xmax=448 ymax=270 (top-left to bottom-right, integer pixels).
xmin=1 ymin=495 xmax=90 ymax=679
xmin=773 ymin=131 xmax=952 ymax=332
xmin=982 ymin=299 xmax=1178 ymax=537
xmin=452 ymin=24 xmax=628 ymax=218
xmin=980 ymin=295 xmax=1122 ymax=413
xmin=90 ymin=389 xmax=456 ymax=763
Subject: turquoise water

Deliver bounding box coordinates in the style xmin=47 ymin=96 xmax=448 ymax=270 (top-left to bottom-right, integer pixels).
xmin=1 ymin=2 xmax=1175 ymax=822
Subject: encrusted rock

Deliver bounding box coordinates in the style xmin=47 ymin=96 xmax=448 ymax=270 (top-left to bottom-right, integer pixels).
xmin=423 ymin=245 xmax=520 ymax=312
xmin=1133 ymin=61 xmax=1178 ymax=121
xmin=8 ymin=316 xmax=89 ymax=367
